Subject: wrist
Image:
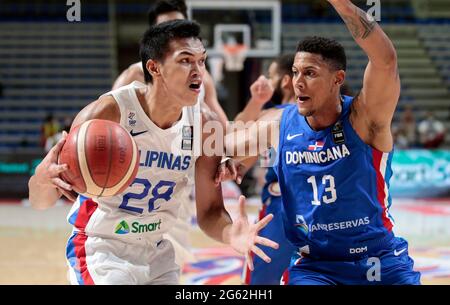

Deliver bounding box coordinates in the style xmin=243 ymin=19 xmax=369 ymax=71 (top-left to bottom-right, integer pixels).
xmin=248 ymin=96 xmax=267 ymax=108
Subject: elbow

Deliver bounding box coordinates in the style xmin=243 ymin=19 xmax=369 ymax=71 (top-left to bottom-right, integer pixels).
xmin=385 ymin=49 xmax=398 ymax=68
xmin=376 ymin=48 xmax=398 ymax=70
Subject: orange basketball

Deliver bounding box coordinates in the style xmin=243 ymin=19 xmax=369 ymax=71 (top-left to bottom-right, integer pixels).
xmin=58 ymin=119 xmax=139 ymax=198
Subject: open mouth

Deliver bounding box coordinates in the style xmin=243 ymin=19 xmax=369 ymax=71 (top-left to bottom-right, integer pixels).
xmin=297 ymin=96 xmax=311 ymax=103
xmin=189 ymin=81 xmax=202 ymax=91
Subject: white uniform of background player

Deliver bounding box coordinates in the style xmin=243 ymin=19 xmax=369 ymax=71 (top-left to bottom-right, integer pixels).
xmin=66 ymin=81 xmax=200 ymax=284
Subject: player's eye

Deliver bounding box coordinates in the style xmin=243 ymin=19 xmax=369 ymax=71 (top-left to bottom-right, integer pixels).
xmin=180 ymin=58 xmax=190 ymax=64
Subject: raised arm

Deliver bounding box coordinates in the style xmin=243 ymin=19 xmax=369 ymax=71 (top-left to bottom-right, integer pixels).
xmin=233 ymin=75 xmax=275 ymax=123
xmin=329 ymin=0 xmax=400 ymax=152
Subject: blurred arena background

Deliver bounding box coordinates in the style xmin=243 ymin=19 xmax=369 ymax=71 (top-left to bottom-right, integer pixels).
xmin=0 ymin=0 xmax=449 ymax=284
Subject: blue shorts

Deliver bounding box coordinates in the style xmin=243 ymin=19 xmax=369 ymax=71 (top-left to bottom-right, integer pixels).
xmin=283 ymin=237 xmax=421 ymax=285
xmin=243 ymin=196 xmax=296 ymax=285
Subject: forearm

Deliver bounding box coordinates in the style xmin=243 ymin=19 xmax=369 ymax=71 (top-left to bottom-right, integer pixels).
xmin=28 ymin=175 xmax=61 ymax=210
xmin=330 ymin=0 xmax=397 ymax=67
xmin=197 ymin=206 xmax=233 ymax=244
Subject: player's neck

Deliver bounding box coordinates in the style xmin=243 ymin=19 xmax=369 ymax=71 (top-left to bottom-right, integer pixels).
xmin=140 ymin=86 xmax=183 ymax=129
xmin=306 ymin=96 xmax=342 ymax=131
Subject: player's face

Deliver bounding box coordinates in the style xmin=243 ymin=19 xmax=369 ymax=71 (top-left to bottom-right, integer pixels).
xmin=155 ymin=11 xmax=185 ymax=25
xmin=292 ymin=52 xmax=340 ymax=117
xmin=158 ymin=37 xmax=206 ymax=106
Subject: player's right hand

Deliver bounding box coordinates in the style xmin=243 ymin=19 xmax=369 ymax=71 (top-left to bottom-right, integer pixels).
xmin=34 ymin=131 xmax=77 ymax=201
xmin=249 ymin=75 xmax=274 ymax=105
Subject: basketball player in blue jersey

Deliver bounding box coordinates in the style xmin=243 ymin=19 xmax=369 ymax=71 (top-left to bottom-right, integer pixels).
xmin=28 ymin=20 xmax=278 ymax=285
xmin=226 ymin=0 xmax=421 ymax=284
xmin=241 ymin=54 xmax=298 ymax=285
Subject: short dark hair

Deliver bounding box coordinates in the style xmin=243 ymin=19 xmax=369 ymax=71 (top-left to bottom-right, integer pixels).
xmin=296 ymin=36 xmax=346 ymax=71
xmin=148 ymin=0 xmax=188 ymax=26
xmin=140 ymin=19 xmax=201 ymax=83
xmin=274 ymin=53 xmax=296 ymax=77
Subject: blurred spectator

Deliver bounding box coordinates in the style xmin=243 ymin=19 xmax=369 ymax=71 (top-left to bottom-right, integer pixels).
xmin=394 ymin=105 xmax=417 ymax=149
xmin=0 ymin=82 xmax=3 ymax=98
xmin=418 ymin=111 xmax=446 ymax=148
xmin=44 ymin=116 xmax=72 ymax=153
xmin=40 ymin=113 xmax=60 ymax=148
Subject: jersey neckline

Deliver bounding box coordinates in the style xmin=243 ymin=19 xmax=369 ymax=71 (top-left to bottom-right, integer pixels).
xmin=129 ymin=81 xmax=188 ymax=134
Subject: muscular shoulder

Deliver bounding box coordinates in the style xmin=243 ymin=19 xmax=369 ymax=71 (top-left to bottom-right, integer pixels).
xmin=112 ymin=62 xmax=145 ymax=89
xmin=71 ymin=95 xmax=120 ymax=130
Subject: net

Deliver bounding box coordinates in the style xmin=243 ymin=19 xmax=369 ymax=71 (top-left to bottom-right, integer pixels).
xmin=222 ymin=44 xmax=248 ymax=72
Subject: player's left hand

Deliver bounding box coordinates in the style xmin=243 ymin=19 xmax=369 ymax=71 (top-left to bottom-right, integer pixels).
xmin=229 ymin=195 xmax=279 ymax=271
xmin=214 ymin=157 xmax=245 ymax=185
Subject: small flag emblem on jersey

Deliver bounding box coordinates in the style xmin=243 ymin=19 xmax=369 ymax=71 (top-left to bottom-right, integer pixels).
xmin=308 ymin=141 xmax=324 ymax=151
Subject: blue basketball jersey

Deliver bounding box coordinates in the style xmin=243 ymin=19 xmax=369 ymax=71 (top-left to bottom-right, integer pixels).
xmin=275 ymin=96 xmax=396 ymax=260
xmin=261 ymin=104 xmax=292 ymax=203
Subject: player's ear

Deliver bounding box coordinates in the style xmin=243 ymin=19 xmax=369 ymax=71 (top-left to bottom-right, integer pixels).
xmin=334 ymin=70 xmax=345 ymax=86
xmin=281 ymin=75 xmax=292 ymax=89
xmin=146 ymin=59 xmax=160 ymax=78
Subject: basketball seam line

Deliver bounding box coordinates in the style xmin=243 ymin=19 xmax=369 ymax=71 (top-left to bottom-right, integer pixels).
xmin=99 ymin=124 xmax=113 ymax=198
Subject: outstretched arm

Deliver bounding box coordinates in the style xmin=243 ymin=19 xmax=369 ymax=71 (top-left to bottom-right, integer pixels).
xmin=195 ymin=114 xmax=279 ymax=270
xmin=329 ymin=0 xmax=400 ymax=151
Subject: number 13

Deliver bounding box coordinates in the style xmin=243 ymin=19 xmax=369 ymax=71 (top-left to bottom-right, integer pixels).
xmin=306 ymin=175 xmax=337 ymax=205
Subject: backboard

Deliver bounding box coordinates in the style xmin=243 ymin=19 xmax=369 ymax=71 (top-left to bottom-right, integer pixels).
xmin=187 ymin=0 xmax=281 ymax=58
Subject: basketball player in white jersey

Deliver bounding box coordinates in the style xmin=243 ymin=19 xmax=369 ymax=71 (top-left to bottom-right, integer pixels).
xmin=111 ymin=0 xmax=269 ymax=267
xmin=112 ymin=0 xmax=230 ymax=267
xmin=113 ymin=0 xmax=228 ymax=128
xmin=28 ymin=20 xmax=278 ymax=285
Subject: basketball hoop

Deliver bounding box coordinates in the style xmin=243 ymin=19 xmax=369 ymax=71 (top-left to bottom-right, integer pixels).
xmin=222 ymin=44 xmax=248 ymax=72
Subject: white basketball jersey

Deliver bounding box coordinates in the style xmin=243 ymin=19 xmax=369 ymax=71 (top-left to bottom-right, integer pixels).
xmin=67 ymin=81 xmax=201 ymax=244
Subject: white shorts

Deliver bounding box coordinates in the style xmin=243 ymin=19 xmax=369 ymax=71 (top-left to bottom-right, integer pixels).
xmin=66 ymin=233 xmax=180 ymax=285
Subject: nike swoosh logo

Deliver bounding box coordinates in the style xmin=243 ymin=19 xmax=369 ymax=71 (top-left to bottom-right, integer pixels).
xmin=130 ymin=130 xmax=148 ymax=137
xmin=394 ymin=248 xmax=407 ymax=256
xmin=287 ymin=133 xmax=303 ymax=141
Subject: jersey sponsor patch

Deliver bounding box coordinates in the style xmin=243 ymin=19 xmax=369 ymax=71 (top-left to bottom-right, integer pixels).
xmin=332 ymin=120 xmax=345 ymax=144
xmin=309 ymin=217 xmax=370 ymax=233
xmin=182 ymin=125 xmax=193 ymax=150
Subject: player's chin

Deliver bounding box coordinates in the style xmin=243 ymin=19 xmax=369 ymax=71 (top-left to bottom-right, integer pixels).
xmin=296 ymin=103 xmax=313 ymax=117
xmin=184 ymin=94 xmax=199 ymax=106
